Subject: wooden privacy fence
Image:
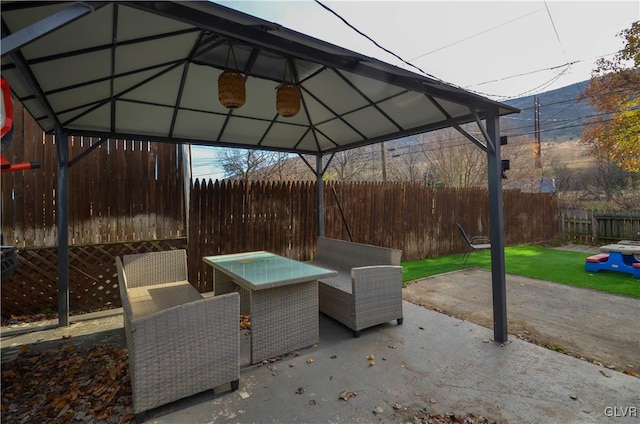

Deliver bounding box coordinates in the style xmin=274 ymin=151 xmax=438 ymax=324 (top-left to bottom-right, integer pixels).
xmin=562 ymin=209 xmax=640 ymax=244
xmin=9 ymin=181 xmax=640 ymax=319
xmin=1 ymin=100 xmax=186 ymax=248
xmin=188 ymin=180 xmax=560 ymax=292
xmin=1 ymin=239 xmax=187 ymax=319
xmin=2 ymin=180 xmax=559 ymax=317
xmin=1 ymin=100 xmax=187 ymax=319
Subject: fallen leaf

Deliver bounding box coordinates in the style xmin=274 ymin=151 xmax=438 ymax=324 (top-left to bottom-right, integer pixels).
xmin=2 ymin=369 xmax=18 ymax=379
xmin=109 ymin=365 xmax=117 ymax=380
xmin=366 ymin=354 xmax=374 ymax=360
xmin=369 ymin=361 xmax=375 ymax=367
xmin=53 ymin=397 xmax=67 ymax=409
xmin=239 ymin=314 xmax=251 ymax=329
xmin=295 ymin=387 xmax=305 ymax=394
xmin=373 ymin=406 xmax=384 ymax=415
xmin=623 ymin=369 xmax=637 ymax=376
xmin=56 ymin=403 xmax=71 ymax=419
xmin=306 ymin=358 xmax=314 ymax=364
xmin=339 ymin=390 xmax=357 ymax=401
xmin=309 ymin=399 xmax=316 ymax=406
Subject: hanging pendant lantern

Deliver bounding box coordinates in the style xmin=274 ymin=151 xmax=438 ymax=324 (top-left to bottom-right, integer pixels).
xmin=276 ymin=59 xmax=300 ymax=117
xmin=218 ymin=44 xmax=245 ymax=109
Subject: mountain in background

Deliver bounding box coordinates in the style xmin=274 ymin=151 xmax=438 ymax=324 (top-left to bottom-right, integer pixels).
xmin=502 ymin=80 xmax=595 ymax=142
xmin=381 ymin=79 xmax=596 ymax=153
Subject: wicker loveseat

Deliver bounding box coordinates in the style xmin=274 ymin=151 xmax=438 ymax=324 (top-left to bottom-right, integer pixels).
xmin=116 ymin=249 xmax=240 ymax=419
xmin=309 ymin=237 xmax=403 ymax=337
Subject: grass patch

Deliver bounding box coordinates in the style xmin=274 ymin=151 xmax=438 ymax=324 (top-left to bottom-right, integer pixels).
xmin=402 ymin=245 xmax=640 ymax=298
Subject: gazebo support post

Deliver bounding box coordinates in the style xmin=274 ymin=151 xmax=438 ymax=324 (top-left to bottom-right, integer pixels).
xmin=485 ymin=112 xmax=508 ymax=343
xmin=56 ymin=131 xmax=70 ymax=327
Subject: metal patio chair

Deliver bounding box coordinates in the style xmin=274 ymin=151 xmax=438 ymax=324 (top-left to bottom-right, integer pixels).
xmin=456 ymin=223 xmax=491 ymax=264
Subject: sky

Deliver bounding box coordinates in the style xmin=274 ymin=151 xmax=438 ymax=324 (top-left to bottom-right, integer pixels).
xmin=192 ymin=0 xmax=639 ymax=179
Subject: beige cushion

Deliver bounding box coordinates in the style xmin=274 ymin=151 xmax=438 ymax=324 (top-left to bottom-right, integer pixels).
xmin=128 ymin=280 xmax=202 ymax=319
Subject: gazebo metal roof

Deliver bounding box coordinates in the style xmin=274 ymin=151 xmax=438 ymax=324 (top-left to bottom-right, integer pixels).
xmin=1 ymin=1 xmax=516 ymax=342
xmin=1 ymin=1 xmax=517 ymax=153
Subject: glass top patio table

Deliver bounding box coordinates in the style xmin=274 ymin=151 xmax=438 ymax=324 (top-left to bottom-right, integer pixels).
xmin=203 ymin=251 xmax=337 ymax=291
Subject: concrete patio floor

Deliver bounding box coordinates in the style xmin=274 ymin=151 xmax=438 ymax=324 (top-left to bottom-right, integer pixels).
xmin=3 ymin=300 xmax=638 ymax=423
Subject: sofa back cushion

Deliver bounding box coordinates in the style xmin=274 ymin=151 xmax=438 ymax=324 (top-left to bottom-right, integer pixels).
xmin=122 ymin=249 xmax=189 ymax=288
xmin=315 ymin=237 xmax=401 ymax=270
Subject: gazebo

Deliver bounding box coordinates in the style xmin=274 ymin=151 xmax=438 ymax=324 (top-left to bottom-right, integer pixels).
xmin=0 ymin=1 xmax=519 ymax=342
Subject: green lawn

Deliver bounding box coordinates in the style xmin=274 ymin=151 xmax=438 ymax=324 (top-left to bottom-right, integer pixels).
xmin=402 ymin=245 xmax=640 ymax=298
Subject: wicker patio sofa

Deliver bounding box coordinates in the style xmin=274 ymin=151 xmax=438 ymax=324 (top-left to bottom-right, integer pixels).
xmin=309 ymin=237 xmax=403 ymax=337
xmin=116 ymin=249 xmax=240 ymax=420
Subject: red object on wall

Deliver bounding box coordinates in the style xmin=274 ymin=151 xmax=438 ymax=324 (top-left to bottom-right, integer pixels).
xmin=1 ymin=77 xmax=13 ymax=139
xmin=0 ymin=78 xmax=40 ymax=173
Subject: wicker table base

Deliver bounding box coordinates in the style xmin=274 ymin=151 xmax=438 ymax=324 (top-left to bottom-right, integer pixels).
xmin=205 ymin=252 xmax=335 ymax=364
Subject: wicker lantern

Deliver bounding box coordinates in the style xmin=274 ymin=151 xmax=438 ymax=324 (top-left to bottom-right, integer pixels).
xmin=276 ymin=59 xmax=300 ymax=117
xmin=276 ymin=83 xmax=301 ymax=117
xmin=218 ymin=44 xmax=245 ymax=109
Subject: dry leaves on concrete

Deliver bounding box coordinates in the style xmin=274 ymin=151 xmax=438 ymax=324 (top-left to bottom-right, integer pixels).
xmin=1 ymin=343 xmax=133 ymax=424
xmin=409 ymin=412 xmax=501 ymax=423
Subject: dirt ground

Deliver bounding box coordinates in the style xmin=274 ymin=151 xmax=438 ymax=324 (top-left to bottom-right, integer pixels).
xmin=402 ymin=267 xmax=640 ymax=373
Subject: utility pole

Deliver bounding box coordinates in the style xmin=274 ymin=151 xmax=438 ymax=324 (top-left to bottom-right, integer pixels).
xmin=533 ymin=95 xmax=542 ymax=168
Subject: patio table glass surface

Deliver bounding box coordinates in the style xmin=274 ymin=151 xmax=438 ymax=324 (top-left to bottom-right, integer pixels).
xmin=203 ymin=251 xmax=336 ymax=290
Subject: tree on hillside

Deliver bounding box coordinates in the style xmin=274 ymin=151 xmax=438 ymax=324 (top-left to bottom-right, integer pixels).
xmin=387 ymin=145 xmax=430 ymax=183
xmin=217 ymin=148 xmax=283 ymax=183
xmin=415 ymin=127 xmax=487 ymax=188
xmin=581 ymin=21 xmax=640 ymax=173
xmin=325 ymin=149 xmax=370 ymax=181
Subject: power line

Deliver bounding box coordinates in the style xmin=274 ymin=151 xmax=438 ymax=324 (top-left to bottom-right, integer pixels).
xmin=409 ymin=8 xmax=544 ymax=61
xmin=469 ymin=61 xmax=578 ymax=89
xmin=313 ymin=0 xmax=447 ymax=84
xmin=465 ymin=50 xmax=622 ymax=100
xmin=504 ymin=86 xmax=635 ymax=113
xmin=384 ymin=112 xmax=634 ymax=159
xmin=313 ymin=0 xmax=627 ymax=102
xmin=544 ymin=1 xmax=570 ymax=65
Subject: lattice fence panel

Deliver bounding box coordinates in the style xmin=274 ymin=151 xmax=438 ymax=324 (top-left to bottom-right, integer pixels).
xmin=1 ymin=239 xmax=187 ymax=319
